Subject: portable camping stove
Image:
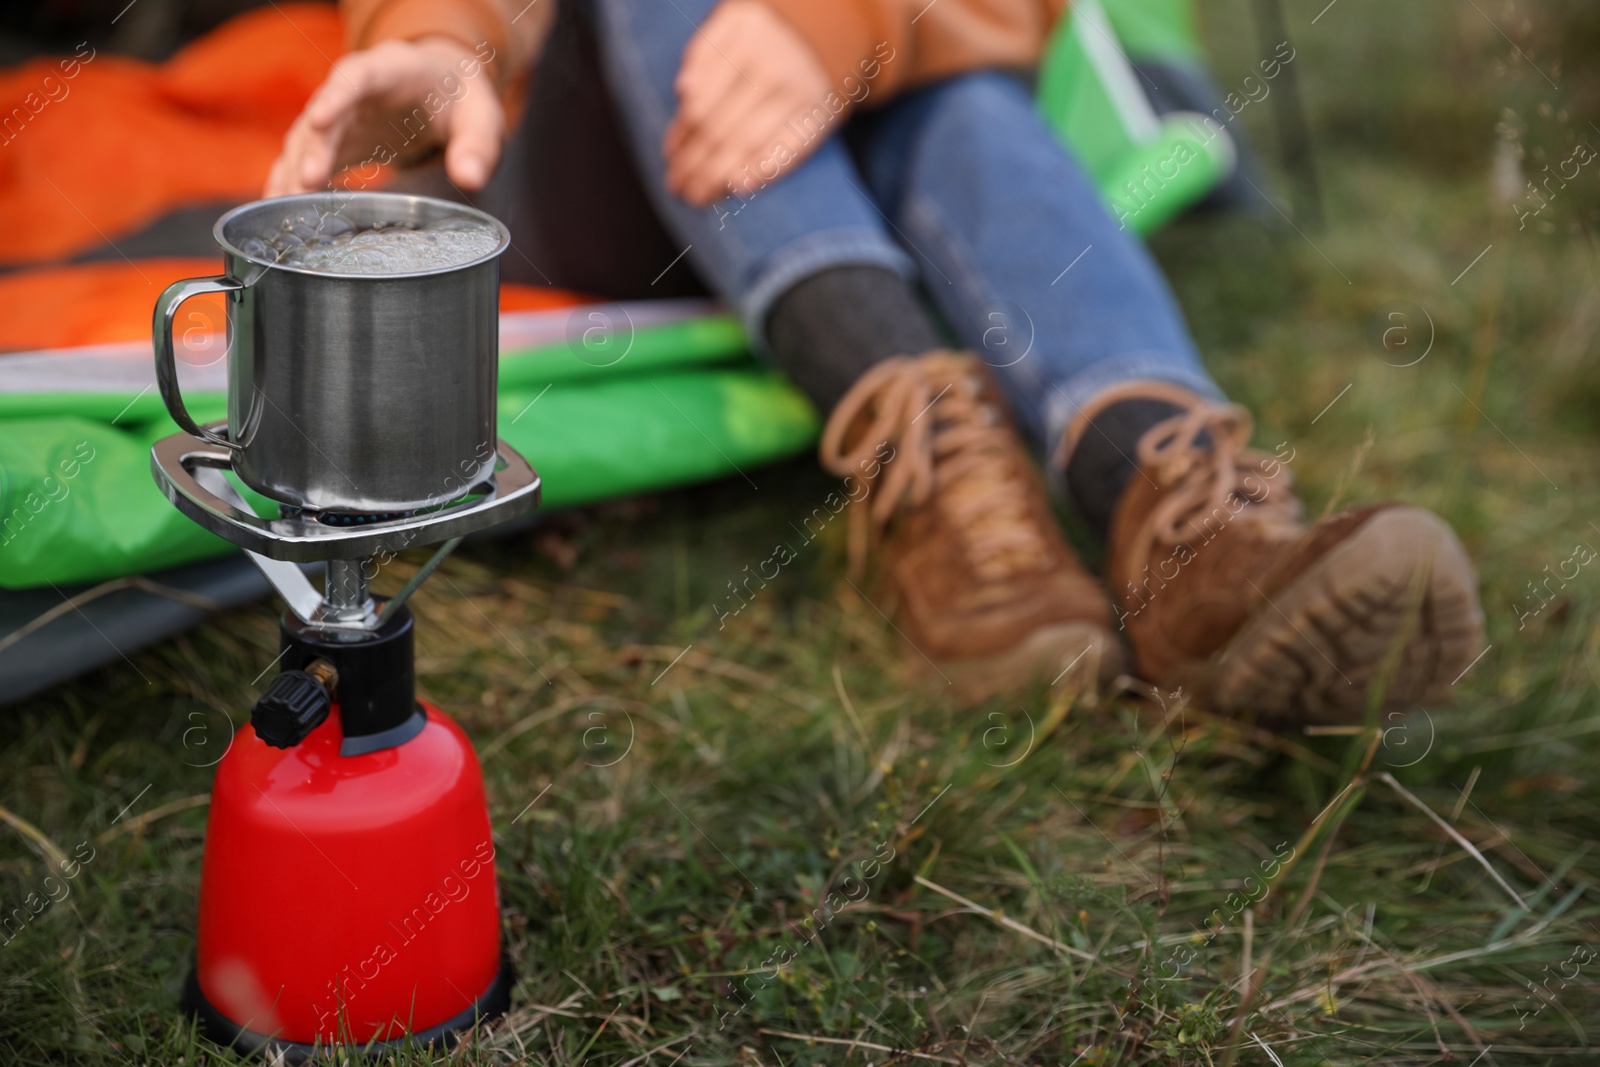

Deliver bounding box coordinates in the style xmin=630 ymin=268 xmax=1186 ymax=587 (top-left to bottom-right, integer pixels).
xmin=148 ymin=191 xmax=538 ymax=1058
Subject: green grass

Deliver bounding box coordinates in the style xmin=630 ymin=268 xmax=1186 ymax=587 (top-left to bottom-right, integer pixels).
xmin=5 ymin=1 xmax=1600 ymax=1063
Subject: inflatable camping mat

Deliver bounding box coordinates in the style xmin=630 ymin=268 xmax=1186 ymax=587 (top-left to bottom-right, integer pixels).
xmin=0 ymin=294 xmax=815 ymax=588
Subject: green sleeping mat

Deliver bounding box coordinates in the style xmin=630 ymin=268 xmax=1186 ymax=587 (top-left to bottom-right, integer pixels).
xmin=0 ymin=309 xmax=818 ymax=588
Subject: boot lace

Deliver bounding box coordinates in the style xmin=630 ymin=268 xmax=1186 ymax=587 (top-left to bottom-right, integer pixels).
xmin=1138 ymin=402 xmax=1302 ymax=549
xmin=820 ymin=354 xmax=1054 ymax=581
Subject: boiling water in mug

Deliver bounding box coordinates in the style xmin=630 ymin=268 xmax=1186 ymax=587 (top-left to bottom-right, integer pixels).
xmin=244 ymin=211 xmax=500 ymax=274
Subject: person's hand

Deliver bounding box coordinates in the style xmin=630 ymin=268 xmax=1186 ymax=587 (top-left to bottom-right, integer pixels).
xmin=664 ymin=0 xmax=833 ymax=206
xmin=265 ymin=36 xmax=505 ymax=197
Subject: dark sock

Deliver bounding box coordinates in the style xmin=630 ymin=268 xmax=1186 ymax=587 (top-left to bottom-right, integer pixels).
xmin=1065 ymin=399 xmax=1187 ymax=540
xmin=764 ymin=266 xmax=945 ymax=412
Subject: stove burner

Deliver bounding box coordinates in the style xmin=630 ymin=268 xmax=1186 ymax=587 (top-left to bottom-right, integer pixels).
xmin=313 ymin=509 xmax=416 ymax=527
xmin=278 ymin=505 xmax=418 ymax=527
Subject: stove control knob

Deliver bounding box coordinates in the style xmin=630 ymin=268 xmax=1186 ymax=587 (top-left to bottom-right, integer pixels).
xmin=252 ymin=662 xmax=336 ymax=748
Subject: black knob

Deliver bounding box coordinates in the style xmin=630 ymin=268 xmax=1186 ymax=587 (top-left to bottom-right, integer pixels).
xmin=253 ymin=669 xmax=332 ymax=748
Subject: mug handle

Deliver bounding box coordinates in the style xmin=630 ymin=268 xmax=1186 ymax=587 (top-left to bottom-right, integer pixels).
xmin=153 ymin=274 xmax=245 ymax=449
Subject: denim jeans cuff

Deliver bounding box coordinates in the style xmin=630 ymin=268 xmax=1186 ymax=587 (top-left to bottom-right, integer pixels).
xmin=1044 ymin=355 xmax=1228 ymax=469
xmin=739 ymin=230 xmax=917 ymax=351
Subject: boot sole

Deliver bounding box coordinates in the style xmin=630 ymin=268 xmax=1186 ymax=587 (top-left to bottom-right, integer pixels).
xmin=909 ymin=621 xmax=1126 ymax=706
xmin=1210 ymin=507 xmax=1484 ymax=723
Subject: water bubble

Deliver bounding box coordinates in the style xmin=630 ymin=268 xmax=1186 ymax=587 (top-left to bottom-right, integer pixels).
xmin=254 ymin=215 xmax=500 ymax=274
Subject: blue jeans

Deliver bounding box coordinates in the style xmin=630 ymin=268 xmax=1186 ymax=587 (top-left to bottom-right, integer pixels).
xmin=588 ymin=0 xmax=1225 ymax=457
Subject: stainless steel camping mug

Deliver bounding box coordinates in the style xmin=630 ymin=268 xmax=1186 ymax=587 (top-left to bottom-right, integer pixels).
xmin=153 ymin=192 xmax=510 ymax=513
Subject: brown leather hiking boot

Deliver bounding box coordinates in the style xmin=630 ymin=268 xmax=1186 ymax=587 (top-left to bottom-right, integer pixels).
xmin=1089 ymin=395 xmax=1484 ymax=722
xmin=820 ymin=351 xmax=1122 ymax=702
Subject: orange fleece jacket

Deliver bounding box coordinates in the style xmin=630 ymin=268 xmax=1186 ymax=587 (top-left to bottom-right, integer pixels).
xmin=341 ymin=0 xmax=1068 ymax=111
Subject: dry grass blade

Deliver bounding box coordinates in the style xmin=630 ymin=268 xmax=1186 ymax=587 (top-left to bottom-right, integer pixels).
xmin=0 ymin=802 xmax=70 ymax=871
xmin=832 ymin=661 xmax=872 ymax=751
xmin=95 ymin=794 xmax=210 ymax=843
xmin=615 ymin=1034 xmax=693 ymax=1067
xmin=479 ymin=694 xmax=646 ymax=762
xmin=625 ymin=643 xmax=778 ymax=690
xmin=758 ymin=1028 xmax=964 ymax=1064
xmin=1377 ymin=772 xmax=1526 ymax=908
xmin=1252 ymin=924 xmax=1559 ymax=1017
xmin=913 ymin=874 xmax=1130 ymax=977
xmin=1354 ymin=924 xmax=1495 ymax=1063
xmin=0 ymin=577 xmax=224 ymax=657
